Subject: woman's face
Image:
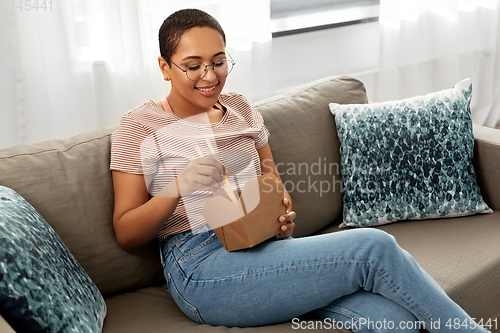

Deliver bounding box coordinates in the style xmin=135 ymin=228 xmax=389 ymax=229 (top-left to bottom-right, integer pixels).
xmin=162 ymin=27 xmax=228 ymax=113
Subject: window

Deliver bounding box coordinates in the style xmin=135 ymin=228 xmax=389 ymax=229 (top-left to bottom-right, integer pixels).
xmin=271 ymin=0 xmax=380 ymax=37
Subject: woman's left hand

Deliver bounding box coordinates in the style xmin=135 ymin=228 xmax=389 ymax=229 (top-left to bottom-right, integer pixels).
xmin=276 ymin=198 xmax=296 ymax=239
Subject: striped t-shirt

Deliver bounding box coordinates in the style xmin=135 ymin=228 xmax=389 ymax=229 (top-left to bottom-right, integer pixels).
xmin=110 ymin=93 xmax=270 ymax=239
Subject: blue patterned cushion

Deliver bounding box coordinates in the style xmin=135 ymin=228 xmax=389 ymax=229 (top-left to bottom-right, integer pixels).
xmin=1 ymin=292 xmax=40 ymax=332
xmin=329 ymin=79 xmax=492 ymax=227
xmin=0 ymin=186 xmax=106 ymax=332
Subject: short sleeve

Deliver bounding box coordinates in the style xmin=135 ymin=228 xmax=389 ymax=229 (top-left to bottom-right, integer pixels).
xmin=110 ymin=115 xmax=159 ymax=175
xmin=221 ymin=92 xmax=270 ymax=150
xmin=252 ymin=107 xmax=270 ymax=149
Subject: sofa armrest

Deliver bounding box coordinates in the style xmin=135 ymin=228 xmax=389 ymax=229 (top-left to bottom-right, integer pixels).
xmin=473 ymin=124 xmax=500 ymax=211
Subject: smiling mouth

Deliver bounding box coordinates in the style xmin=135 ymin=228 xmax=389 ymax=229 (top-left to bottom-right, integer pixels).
xmin=196 ymin=84 xmax=217 ymax=92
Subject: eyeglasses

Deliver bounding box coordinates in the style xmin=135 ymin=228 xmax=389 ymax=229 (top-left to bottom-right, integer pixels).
xmin=166 ymin=53 xmax=235 ymax=81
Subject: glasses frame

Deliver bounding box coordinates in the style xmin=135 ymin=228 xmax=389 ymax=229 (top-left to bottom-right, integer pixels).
xmin=166 ymin=52 xmax=236 ymax=81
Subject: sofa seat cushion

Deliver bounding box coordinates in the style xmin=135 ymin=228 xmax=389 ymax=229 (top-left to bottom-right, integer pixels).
xmin=316 ymin=212 xmax=500 ymax=322
xmin=103 ymin=285 xmax=352 ymax=333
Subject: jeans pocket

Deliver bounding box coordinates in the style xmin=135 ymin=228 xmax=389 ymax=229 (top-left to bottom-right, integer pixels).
xmin=160 ymin=230 xmax=196 ymax=265
xmin=167 ymin=273 xmax=205 ymax=324
xmin=177 ymin=231 xmax=217 ymax=264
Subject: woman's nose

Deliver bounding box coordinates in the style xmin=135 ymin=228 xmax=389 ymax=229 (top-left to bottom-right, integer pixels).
xmin=202 ymin=65 xmax=217 ymax=81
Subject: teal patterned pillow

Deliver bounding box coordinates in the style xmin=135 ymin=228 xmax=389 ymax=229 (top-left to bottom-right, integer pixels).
xmin=0 ymin=186 xmax=106 ymax=332
xmin=329 ymin=79 xmax=492 ymax=227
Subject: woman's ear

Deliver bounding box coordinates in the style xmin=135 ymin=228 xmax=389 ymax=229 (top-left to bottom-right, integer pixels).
xmin=158 ymin=56 xmax=171 ymax=81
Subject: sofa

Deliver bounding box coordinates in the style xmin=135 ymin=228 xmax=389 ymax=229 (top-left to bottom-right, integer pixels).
xmin=1 ymin=75 xmax=499 ymax=332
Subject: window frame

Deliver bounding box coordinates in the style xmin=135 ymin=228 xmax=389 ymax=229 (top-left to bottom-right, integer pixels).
xmin=270 ymin=0 xmax=380 ymax=38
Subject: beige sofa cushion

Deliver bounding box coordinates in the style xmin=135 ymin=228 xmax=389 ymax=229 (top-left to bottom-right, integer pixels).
xmin=0 ymin=316 xmax=15 ymax=333
xmin=317 ymin=211 xmax=500 ymax=322
xmin=255 ymin=76 xmax=368 ymax=237
xmin=0 ymin=126 xmax=165 ymax=296
xmin=103 ymin=285 xmax=352 ymax=333
xmin=473 ymin=124 xmax=500 ymax=211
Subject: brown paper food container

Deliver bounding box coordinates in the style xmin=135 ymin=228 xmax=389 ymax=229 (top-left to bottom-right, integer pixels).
xmin=203 ymin=174 xmax=285 ymax=252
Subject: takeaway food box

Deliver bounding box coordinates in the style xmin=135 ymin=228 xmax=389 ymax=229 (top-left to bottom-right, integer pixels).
xmin=203 ymin=174 xmax=285 ymax=252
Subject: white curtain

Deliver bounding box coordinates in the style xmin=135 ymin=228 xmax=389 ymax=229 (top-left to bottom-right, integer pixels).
xmin=376 ymin=0 xmax=500 ymax=127
xmin=0 ymin=0 xmax=272 ymax=149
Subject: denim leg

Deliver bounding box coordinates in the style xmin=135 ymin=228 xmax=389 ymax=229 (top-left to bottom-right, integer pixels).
xmin=312 ymin=289 xmax=421 ymax=333
xmin=162 ymin=227 xmax=487 ymax=332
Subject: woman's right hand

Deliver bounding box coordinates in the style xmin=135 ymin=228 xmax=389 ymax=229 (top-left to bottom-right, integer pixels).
xmin=176 ymin=157 xmax=225 ymax=196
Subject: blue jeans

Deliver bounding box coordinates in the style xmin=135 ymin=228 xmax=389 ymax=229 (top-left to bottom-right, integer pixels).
xmin=160 ymin=225 xmax=487 ymax=332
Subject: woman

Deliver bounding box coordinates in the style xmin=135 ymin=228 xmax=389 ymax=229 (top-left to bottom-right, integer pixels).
xmin=110 ymin=8 xmax=489 ymax=333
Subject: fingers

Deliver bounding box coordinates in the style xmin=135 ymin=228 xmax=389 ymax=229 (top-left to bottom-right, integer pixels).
xmin=278 ymin=214 xmax=295 ymax=232
xmin=195 ymin=164 xmax=224 ymax=183
xmin=276 ymin=221 xmax=295 ymax=239
xmin=282 ymin=197 xmax=292 ymax=211
xmin=275 ymin=197 xmax=295 ymax=239
xmin=279 ymin=211 xmax=296 ymax=223
xmin=279 ymin=198 xmax=296 ymax=223
xmin=177 ymin=157 xmax=225 ymax=195
xmin=194 ymin=157 xmax=225 ymax=177
xmin=276 ymin=207 xmax=296 ymax=239
xmin=193 ymin=161 xmax=224 ymax=192
xmin=191 ymin=177 xmax=221 ymax=193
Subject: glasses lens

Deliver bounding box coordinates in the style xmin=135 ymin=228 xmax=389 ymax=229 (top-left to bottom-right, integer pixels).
xmin=186 ymin=64 xmax=206 ymax=81
xmin=185 ymin=60 xmax=234 ymax=80
xmin=214 ymin=60 xmax=233 ymax=77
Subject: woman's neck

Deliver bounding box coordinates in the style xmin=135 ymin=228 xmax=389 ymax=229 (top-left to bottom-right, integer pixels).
xmin=167 ymin=93 xmax=214 ymax=118
xmin=165 ymin=93 xmax=224 ymax=124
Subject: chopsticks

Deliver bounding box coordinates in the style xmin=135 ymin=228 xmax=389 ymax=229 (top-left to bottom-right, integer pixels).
xmin=195 ymin=139 xmax=238 ymax=203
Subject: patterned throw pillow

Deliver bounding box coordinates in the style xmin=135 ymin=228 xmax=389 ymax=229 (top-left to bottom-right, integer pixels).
xmin=329 ymin=79 xmax=492 ymax=228
xmin=0 ymin=186 xmax=106 ymax=332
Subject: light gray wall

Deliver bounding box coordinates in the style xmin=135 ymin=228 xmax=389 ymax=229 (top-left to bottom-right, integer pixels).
xmin=271 ymin=21 xmax=379 ymax=101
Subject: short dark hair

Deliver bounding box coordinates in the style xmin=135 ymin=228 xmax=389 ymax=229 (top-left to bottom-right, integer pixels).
xmin=158 ymin=9 xmax=226 ymax=66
